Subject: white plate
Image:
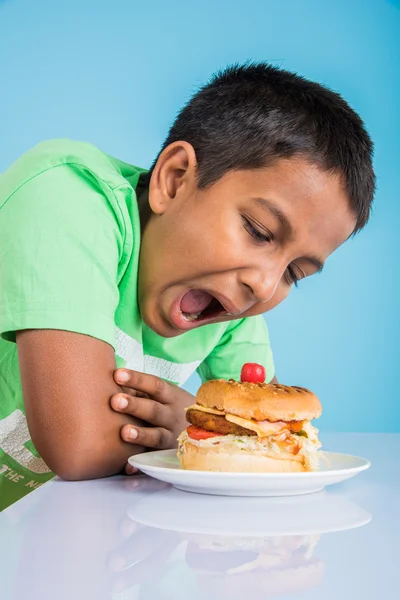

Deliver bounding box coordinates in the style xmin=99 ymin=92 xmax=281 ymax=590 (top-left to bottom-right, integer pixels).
xmin=127 ymin=487 xmax=372 ymax=536
xmin=128 ymin=450 xmax=371 ymax=497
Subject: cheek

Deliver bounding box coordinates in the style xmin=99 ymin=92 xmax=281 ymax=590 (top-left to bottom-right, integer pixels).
xmin=247 ymin=284 xmax=291 ymax=316
xmin=267 ymin=286 xmax=290 ymax=310
xmin=178 ymin=214 xmax=244 ymax=267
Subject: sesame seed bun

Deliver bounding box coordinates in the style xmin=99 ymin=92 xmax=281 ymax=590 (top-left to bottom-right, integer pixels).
xmin=196 ymin=380 xmax=322 ymax=423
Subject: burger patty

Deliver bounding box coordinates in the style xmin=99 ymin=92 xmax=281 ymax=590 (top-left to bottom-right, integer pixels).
xmin=186 ymin=408 xmax=257 ymax=437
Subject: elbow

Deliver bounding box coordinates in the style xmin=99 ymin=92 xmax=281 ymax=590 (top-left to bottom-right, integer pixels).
xmin=41 ymin=449 xmax=96 ymax=482
xmin=52 ymin=450 xmax=99 ymax=482
xmin=35 ymin=436 xmax=118 ymax=482
xmin=28 ymin=411 xmax=131 ymax=481
xmin=56 ymin=445 xmax=119 ymax=481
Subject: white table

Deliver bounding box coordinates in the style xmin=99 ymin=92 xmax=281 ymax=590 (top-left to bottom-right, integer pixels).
xmin=0 ymin=434 xmax=398 ymax=600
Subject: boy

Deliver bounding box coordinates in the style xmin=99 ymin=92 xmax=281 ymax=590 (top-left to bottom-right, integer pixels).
xmin=0 ymin=63 xmax=375 ymax=510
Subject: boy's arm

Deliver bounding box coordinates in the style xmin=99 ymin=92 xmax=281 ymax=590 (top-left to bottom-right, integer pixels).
xmin=0 ymin=155 xmax=146 ymax=480
xmin=17 ymin=329 xmax=145 ymax=480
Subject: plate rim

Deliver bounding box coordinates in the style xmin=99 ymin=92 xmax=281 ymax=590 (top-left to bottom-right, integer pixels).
xmin=127 ymin=505 xmax=372 ymax=537
xmin=128 ymin=449 xmax=371 ymax=477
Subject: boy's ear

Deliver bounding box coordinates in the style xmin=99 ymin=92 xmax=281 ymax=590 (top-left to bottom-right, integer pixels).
xmin=148 ymin=141 xmax=197 ymax=215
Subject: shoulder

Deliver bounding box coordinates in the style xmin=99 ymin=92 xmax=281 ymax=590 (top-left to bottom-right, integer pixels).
xmin=1 ymin=140 xmax=146 ymax=248
xmin=1 ymin=139 xmax=116 ymax=195
xmin=1 ymin=139 xmax=146 ymax=204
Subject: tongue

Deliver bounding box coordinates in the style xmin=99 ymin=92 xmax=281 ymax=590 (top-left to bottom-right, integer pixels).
xmin=180 ymin=290 xmax=214 ymax=314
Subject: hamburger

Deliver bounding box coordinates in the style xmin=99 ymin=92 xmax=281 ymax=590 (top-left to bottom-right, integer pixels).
xmin=178 ymin=365 xmax=322 ymax=473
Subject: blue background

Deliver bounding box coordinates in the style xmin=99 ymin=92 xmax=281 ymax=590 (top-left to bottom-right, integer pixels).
xmin=0 ymin=0 xmax=398 ymax=432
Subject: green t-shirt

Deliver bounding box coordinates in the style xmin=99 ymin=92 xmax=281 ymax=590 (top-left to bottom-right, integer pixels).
xmin=0 ymin=139 xmax=274 ymax=511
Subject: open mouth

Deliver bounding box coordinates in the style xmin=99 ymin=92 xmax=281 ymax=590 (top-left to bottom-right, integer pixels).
xmin=181 ymin=290 xmax=226 ymax=322
xmin=170 ymin=289 xmax=233 ymax=330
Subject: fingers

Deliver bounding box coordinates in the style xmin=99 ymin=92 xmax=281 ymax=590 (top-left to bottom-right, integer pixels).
xmin=119 ymin=516 xmax=139 ymax=539
xmin=111 ymin=393 xmax=170 ymax=426
xmin=122 ymin=476 xmax=170 ymax=494
xmin=120 ymin=424 xmax=175 ymax=450
xmin=114 ymin=369 xmax=172 ymax=404
xmin=109 ymin=529 xmax=179 ymax=591
xmin=120 ymin=387 xmax=149 ymax=399
xmin=125 ymin=463 xmax=139 ymax=475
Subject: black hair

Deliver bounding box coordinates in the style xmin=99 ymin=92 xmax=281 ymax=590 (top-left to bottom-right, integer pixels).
xmin=148 ymin=62 xmax=375 ymax=232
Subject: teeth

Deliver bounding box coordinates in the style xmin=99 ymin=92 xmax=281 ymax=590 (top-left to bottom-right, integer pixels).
xmin=183 ymin=312 xmax=202 ymax=322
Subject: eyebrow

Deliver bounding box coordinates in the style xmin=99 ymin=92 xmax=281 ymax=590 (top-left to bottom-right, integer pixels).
xmin=251 ymin=196 xmax=325 ymax=274
xmin=252 ymin=196 xmax=294 ymax=237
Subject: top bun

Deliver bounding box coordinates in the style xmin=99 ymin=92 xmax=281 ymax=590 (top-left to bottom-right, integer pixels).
xmin=196 ymin=380 xmax=322 ymax=422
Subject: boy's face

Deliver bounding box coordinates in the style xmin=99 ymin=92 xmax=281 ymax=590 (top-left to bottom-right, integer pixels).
xmin=138 ymin=145 xmax=356 ymax=338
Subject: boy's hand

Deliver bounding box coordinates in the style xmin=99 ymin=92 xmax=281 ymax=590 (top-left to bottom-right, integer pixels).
xmin=110 ymin=368 xmax=194 ymax=454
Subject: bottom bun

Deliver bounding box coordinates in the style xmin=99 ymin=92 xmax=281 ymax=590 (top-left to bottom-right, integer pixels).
xmin=179 ymin=440 xmax=306 ymax=473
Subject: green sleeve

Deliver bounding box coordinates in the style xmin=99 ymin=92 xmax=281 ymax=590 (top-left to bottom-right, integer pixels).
xmin=0 ymin=165 xmax=124 ymax=347
xmin=197 ymin=315 xmax=275 ymax=384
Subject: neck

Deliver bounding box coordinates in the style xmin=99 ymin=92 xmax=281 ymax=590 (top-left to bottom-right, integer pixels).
xmin=136 ymin=175 xmax=152 ymax=233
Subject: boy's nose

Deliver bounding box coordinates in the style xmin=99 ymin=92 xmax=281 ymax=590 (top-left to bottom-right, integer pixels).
xmin=240 ymin=267 xmax=283 ymax=305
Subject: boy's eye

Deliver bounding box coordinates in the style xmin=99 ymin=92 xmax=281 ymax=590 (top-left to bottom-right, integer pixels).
xmin=286 ymin=265 xmax=304 ymax=288
xmin=242 ymin=215 xmax=304 ymax=288
xmin=242 ymin=216 xmax=273 ymax=243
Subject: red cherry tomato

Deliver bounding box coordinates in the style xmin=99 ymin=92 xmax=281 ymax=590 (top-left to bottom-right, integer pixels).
xmin=240 ymin=363 xmax=266 ymax=383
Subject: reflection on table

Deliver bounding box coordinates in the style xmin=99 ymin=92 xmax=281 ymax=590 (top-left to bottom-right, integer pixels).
xmin=0 ymin=433 xmax=398 ymax=600
xmin=0 ymin=474 xmax=371 ymax=600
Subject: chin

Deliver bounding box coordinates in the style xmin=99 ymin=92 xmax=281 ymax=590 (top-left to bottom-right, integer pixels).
xmin=139 ymin=304 xmax=181 ymax=338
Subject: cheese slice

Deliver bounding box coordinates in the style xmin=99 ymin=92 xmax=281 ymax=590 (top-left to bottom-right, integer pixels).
xmin=185 ymin=405 xmax=295 ymax=438
xmin=225 ymin=414 xmax=288 ymax=437
xmin=185 ymin=404 xmax=225 ymax=416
